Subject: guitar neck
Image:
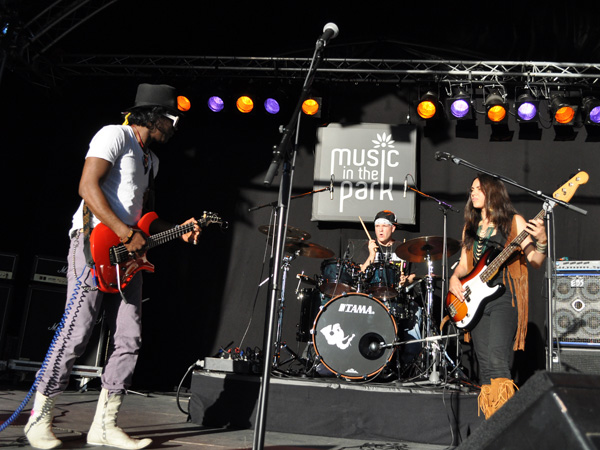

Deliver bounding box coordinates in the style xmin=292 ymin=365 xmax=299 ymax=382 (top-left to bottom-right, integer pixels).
xmin=480 ymin=209 xmax=545 ymax=282
xmin=146 ymin=222 xmax=196 ymax=249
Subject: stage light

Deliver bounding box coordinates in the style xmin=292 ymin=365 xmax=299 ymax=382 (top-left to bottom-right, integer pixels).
xmin=207 ymin=95 xmax=225 ymax=113
xmin=581 ymin=96 xmax=600 ymax=125
xmin=445 ymin=87 xmax=472 ymax=120
xmin=264 ymin=97 xmax=281 ymax=115
xmin=417 ymin=92 xmax=439 ymax=119
xmin=302 ymin=97 xmax=321 ymax=116
xmin=485 ymin=89 xmax=508 ymax=123
xmin=515 ymin=93 xmax=539 ymax=122
xmin=177 ymin=96 xmax=191 ymax=112
xmin=550 ymin=94 xmax=577 ymax=125
xmin=236 ymin=95 xmax=254 ymax=113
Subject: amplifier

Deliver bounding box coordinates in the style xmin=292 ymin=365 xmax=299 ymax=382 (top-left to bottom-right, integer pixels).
xmin=31 ymin=255 xmax=68 ymax=285
xmin=556 ymin=260 xmax=600 ymax=273
xmin=553 ymin=263 xmax=600 ymax=347
xmin=0 ymin=252 xmax=18 ymax=281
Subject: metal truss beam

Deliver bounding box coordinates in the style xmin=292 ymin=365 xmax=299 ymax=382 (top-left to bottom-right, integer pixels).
xmin=55 ymin=55 xmax=600 ymax=87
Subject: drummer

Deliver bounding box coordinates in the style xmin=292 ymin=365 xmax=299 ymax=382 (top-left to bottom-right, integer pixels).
xmin=358 ymin=210 xmax=416 ymax=286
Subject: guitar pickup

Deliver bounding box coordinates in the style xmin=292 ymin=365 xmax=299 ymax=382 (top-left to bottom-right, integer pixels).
xmin=108 ymin=245 xmax=129 ymax=265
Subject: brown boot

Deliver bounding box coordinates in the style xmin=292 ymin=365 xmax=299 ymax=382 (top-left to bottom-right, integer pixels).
xmin=488 ymin=377 xmax=518 ymax=418
xmin=477 ymin=384 xmax=493 ymax=419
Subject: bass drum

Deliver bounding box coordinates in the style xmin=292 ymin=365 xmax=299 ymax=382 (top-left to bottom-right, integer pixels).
xmin=312 ymin=293 xmax=397 ymax=380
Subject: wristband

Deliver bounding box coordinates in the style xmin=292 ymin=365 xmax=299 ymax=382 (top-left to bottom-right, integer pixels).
xmin=120 ymin=229 xmax=135 ymax=244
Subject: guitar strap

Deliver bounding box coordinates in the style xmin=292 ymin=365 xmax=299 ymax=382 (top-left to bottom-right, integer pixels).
xmin=82 ymin=203 xmax=95 ymax=268
xmin=142 ymin=154 xmax=155 ymax=215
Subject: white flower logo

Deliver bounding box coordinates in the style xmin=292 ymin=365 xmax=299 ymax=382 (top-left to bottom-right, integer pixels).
xmin=371 ymin=132 xmax=395 ymax=149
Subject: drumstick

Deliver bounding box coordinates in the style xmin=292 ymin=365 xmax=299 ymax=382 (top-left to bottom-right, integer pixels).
xmin=358 ymin=216 xmax=372 ymax=240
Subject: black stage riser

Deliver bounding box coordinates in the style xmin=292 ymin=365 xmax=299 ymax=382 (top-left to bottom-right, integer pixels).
xmin=189 ymin=370 xmax=481 ymax=446
xmin=456 ymin=371 xmax=600 ymax=450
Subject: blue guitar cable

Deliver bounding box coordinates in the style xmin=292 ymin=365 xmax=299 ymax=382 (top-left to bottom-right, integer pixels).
xmin=0 ymin=267 xmax=89 ymax=433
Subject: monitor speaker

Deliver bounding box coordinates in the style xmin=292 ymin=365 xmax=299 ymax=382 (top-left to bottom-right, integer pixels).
xmin=456 ymin=371 xmax=600 ymax=449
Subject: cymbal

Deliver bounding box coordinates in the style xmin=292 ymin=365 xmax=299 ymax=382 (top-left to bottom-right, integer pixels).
xmin=258 ymin=225 xmax=311 ymax=241
xmin=395 ymin=236 xmax=460 ymax=263
xmin=285 ymin=242 xmax=334 ymax=258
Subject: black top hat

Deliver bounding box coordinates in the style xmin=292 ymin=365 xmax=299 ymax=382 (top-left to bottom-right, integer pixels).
xmin=128 ymin=83 xmax=179 ymax=114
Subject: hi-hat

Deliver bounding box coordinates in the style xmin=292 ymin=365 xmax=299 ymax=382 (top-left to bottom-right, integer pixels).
xmin=285 ymin=242 xmax=334 ymax=258
xmin=258 ymin=225 xmax=311 ymax=241
xmin=395 ymin=236 xmax=460 ymax=263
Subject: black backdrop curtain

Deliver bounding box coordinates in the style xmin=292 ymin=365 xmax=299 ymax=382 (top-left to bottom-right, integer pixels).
xmin=1 ymin=77 xmax=598 ymax=390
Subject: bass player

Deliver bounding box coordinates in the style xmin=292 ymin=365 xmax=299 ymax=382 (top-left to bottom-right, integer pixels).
xmin=448 ymin=174 xmax=547 ymax=419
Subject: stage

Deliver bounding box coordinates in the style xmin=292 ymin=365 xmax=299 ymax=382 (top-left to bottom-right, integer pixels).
xmin=189 ymin=369 xmax=483 ymax=447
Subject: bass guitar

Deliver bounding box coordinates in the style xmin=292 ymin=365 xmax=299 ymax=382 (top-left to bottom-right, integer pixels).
xmin=446 ymin=171 xmax=588 ymax=330
xmin=90 ymin=211 xmax=225 ymax=294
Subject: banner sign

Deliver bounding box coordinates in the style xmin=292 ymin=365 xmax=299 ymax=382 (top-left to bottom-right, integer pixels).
xmin=312 ymin=123 xmax=417 ymax=223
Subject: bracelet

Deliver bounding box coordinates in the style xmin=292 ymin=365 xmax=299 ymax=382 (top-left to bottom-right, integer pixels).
xmin=120 ymin=228 xmax=135 ymax=244
xmin=535 ymin=241 xmax=547 ymax=254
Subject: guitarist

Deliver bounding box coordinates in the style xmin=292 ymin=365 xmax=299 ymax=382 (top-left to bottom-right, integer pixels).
xmin=448 ymin=174 xmax=547 ymax=420
xmin=25 ymin=84 xmax=201 ymax=450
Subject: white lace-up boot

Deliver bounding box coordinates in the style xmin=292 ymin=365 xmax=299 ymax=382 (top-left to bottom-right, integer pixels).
xmin=24 ymin=391 xmax=62 ymax=449
xmin=87 ymin=388 xmax=152 ymax=449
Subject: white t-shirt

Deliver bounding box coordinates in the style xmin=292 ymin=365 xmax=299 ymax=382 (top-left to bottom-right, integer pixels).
xmin=69 ymin=125 xmax=159 ymax=235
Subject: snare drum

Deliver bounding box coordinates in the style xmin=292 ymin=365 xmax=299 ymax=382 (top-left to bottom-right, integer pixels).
xmin=318 ymin=259 xmax=359 ymax=297
xmin=311 ymin=293 xmax=397 ymax=380
xmin=365 ymin=262 xmax=400 ymax=299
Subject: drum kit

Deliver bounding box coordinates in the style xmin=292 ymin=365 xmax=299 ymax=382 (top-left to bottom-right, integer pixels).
xmin=259 ymin=225 xmax=463 ymax=384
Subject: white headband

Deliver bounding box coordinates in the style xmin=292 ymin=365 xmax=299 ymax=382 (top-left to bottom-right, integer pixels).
xmin=375 ymin=218 xmax=393 ymax=226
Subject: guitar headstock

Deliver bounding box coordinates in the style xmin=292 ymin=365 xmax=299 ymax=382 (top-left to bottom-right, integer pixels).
xmin=199 ymin=211 xmax=228 ymax=229
xmin=553 ymin=171 xmax=589 ymax=203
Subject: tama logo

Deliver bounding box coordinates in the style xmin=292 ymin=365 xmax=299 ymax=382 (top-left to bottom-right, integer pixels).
xmin=338 ymin=303 xmax=375 ymax=314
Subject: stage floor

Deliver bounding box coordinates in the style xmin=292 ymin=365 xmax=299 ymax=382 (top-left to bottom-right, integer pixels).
xmin=0 ymin=384 xmax=455 ymax=450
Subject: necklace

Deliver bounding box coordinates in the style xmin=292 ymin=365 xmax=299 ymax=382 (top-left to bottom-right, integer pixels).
xmin=474 ymin=223 xmax=494 ymax=261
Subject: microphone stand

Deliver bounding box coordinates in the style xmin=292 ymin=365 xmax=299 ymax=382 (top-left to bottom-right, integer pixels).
xmin=405 ymin=179 xmax=460 ymax=383
xmin=438 ymin=155 xmax=587 ymax=372
xmin=253 ymin=31 xmax=331 ymax=450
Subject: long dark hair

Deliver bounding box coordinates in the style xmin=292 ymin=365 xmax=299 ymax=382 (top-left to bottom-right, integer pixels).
xmin=462 ymin=173 xmax=518 ymax=249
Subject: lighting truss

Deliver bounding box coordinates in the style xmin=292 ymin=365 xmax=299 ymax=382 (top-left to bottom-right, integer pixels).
xmin=52 ymin=55 xmax=600 ymax=87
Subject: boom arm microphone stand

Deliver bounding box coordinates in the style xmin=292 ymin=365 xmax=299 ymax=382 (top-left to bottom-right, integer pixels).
xmin=434 ymin=152 xmax=587 ymax=372
xmin=253 ymin=23 xmax=338 ymax=450
xmin=405 ymin=176 xmax=460 ymax=382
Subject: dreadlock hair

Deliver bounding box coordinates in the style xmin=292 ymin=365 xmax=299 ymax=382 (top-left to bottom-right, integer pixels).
xmin=123 ymin=106 xmax=173 ymax=131
xmin=462 ymin=173 xmax=519 ymax=250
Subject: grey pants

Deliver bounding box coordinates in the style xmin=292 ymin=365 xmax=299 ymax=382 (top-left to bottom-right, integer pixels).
xmin=37 ymin=231 xmax=143 ymax=397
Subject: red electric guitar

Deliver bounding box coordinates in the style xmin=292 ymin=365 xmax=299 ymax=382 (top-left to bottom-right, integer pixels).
xmin=90 ymin=211 xmax=225 ymax=294
xmin=445 ymin=171 xmax=588 ymax=330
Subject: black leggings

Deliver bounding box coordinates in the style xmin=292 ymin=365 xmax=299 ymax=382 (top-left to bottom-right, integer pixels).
xmin=470 ymin=291 xmax=518 ymax=385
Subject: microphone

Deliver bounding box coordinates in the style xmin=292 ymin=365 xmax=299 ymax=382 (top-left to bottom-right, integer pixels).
xmin=330 ymin=174 xmax=334 ymax=200
xmin=435 ymin=151 xmax=461 ymax=165
xmin=435 ymin=151 xmax=451 ymax=161
xmin=368 ymin=341 xmax=383 ymax=352
xmin=318 ymin=22 xmax=339 ymax=46
xmin=403 ymin=175 xmax=408 ymax=198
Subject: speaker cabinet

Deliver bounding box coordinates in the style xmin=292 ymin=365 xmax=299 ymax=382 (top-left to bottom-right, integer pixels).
xmin=0 ymin=283 xmax=12 ymax=360
xmin=15 ymin=284 xmax=106 ymax=376
xmin=457 ymin=371 xmax=600 ymax=449
xmin=553 ymin=272 xmax=600 ymax=345
xmin=552 ymin=347 xmax=600 ymax=375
